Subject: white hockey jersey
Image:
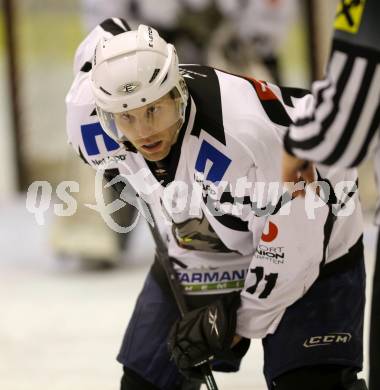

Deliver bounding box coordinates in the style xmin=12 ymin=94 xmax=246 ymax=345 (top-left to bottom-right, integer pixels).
xmin=65 ymin=23 xmax=363 ymax=339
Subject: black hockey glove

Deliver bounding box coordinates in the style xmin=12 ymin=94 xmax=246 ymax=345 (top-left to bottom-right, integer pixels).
xmin=167 ymin=292 xmax=250 ymax=378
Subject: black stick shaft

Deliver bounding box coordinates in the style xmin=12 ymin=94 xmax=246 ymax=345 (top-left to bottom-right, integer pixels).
xmin=142 ymin=201 xmax=219 ymax=390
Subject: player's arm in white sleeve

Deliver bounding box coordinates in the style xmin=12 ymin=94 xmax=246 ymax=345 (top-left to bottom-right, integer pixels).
xmin=236 ymin=133 xmax=362 ymax=339
xmin=224 ymin=114 xmax=327 ymax=339
xmin=236 ymin=193 xmax=328 ymax=339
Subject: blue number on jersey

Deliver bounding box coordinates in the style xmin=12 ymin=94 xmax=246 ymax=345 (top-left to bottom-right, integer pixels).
xmin=81 ymin=122 xmax=119 ymax=156
xmin=195 ymin=140 xmax=231 ymax=183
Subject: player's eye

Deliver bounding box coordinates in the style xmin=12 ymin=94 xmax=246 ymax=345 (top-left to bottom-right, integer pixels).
xmin=147 ymin=105 xmax=159 ymax=116
xmin=120 ymin=113 xmax=134 ymax=123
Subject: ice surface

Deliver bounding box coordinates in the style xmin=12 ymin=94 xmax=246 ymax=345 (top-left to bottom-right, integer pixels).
xmin=0 ymin=198 xmax=374 ymax=389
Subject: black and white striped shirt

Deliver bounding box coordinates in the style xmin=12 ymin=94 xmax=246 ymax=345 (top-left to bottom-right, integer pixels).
xmin=285 ymin=0 xmax=380 ymax=168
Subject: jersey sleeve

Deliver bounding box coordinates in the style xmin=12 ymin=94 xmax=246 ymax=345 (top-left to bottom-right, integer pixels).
xmin=284 ymin=0 xmax=380 ymax=168
xmin=237 ymin=177 xmax=362 ymax=339
xmin=235 ymin=116 xmax=363 ymax=339
xmin=236 ymin=188 xmax=329 ymax=338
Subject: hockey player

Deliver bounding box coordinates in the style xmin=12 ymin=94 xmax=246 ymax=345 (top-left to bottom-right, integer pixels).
xmin=66 ymin=19 xmax=367 ymax=390
xmin=282 ymin=1 xmax=380 ymax=389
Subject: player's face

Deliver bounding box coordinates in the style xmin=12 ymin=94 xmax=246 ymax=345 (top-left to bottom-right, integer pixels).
xmin=114 ymin=93 xmax=182 ymax=161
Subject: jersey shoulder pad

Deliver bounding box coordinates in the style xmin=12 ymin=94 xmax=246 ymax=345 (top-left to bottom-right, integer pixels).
xmin=65 ymin=72 xmax=126 ymax=169
xmin=73 ymin=18 xmax=131 ymax=75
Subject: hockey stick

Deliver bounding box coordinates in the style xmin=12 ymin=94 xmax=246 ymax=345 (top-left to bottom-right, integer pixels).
xmin=140 ymin=199 xmax=219 ymax=390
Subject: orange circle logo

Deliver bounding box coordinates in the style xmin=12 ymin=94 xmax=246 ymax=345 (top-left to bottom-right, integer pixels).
xmin=261 ymin=222 xmax=278 ymax=242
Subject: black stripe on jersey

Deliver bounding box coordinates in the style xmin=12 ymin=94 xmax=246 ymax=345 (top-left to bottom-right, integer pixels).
xmin=317 ymin=171 xmax=340 ymax=270
xmin=288 ymin=52 xmax=355 ymax=151
xmin=80 ymin=61 xmax=92 ymax=73
xmin=335 ymin=179 xmax=358 ymax=211
xmin=279 ymin=87 xmax=309 ymax=108
xmin=219 ymin=190 xmax=250 ymax=205
xmin=210 ymin=192 xmax=292 ymax=231
xmin=247 ymin=79 xmax=293 ymax=127
xmin=117 ymin=18 xmax=131 ymax=31
xmin=260 ymin=94 xmax=291 ymax=127
xmin=170 ymin=257 xmax=188 ymax=268
xmin=100 ymin=18 xmax=131 ymax=36
xmin=322 ymin=59 xmax=376 ymax=165
xmin=351 ymin=103 xmax=380 ymax=167
xmin=214 ymin=67 xmax=312 ymax=127
xmin=318 ymin=179 xmax=358 ymax=271
xmin=214 ymin=213 xmax=249 ymax=232
xmin=121 ymin=141 xmax=137 ymax=153
xmin=319 ymin=203 xmax=336 ymax=270
xmin=201 ymin=188 xmax=249 ymax=231
xmin=315 ymin=171 xmax=339 ymax=205
xmin=184 ymin=66 xmax=226 ymax=145
xmin=206 ymin=67 xmax=298 ymax=128
xmin=220 ymin=190 xmax=291 ymax=218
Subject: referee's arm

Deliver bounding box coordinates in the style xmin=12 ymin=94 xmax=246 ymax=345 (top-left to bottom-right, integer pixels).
xmin=284 ymin=38 xmax=380 ymax=169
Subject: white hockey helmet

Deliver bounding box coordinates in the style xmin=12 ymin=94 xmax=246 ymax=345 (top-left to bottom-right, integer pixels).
xmin=90 ymin=24 xmax=188 ymax=142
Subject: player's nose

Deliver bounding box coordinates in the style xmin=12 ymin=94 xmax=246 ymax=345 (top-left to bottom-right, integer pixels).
xmin=134 ymin=118 xmax=155 ymax=138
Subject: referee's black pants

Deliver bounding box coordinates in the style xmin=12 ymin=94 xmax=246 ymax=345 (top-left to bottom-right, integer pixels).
xmin=369 ymin=228 xmax=380 ymax=390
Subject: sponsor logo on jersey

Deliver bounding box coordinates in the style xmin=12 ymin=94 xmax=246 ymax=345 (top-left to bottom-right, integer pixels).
xmin=194 ymin=171 xmax=220 ymax=196
xmin=81 ymin=122 xmax=120 ymax=156
xmin=261 ymin=222 xmax=278 ymax=242
xmin=195 ymin=140 xmax=231 ymax=183
xmin=91 ymin=154 xmax=127 ymax=166
xmin=177 ymin=268 xmax=247 ymax=292
xmin=255 ymin=244 xmax=285 ymax=264
xmin=334 ymin=0 xmax=366 ymax=34
xmin=183 ymin=280 xmax=245 ymax=293
xmin=303 ymin=333 xmax=352 ymax=348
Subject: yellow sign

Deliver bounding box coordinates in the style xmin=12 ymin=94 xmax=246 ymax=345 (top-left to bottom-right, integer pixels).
xmin=334 ymin=0 xmax=366 ymax=34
